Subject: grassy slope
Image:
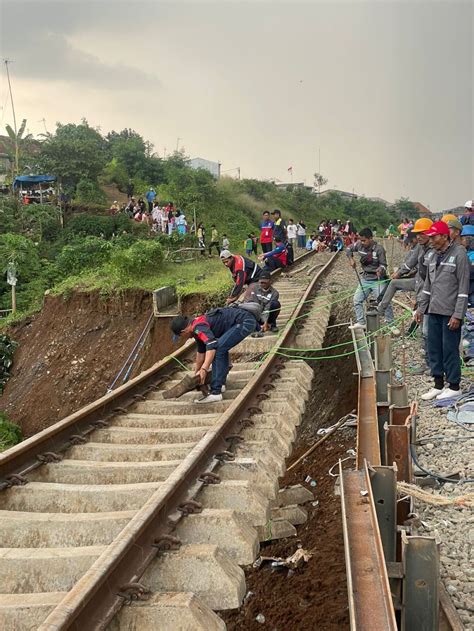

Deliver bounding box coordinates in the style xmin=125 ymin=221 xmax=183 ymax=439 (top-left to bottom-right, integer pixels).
xmin=51 ymin=257 xmax=233 ymax=301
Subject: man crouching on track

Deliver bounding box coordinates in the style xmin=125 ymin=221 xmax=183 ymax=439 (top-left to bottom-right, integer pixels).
xmin=170 ymin=307 xmax=257 ymax=403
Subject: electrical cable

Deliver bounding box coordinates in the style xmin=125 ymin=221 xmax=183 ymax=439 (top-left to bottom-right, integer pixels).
xmin=410 ymin=413 xmax=474 ymax=484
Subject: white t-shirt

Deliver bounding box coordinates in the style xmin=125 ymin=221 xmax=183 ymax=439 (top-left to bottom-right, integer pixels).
xmin=287 ymin=224 xmax=297 ymax=239
xmin=297 ymin=224 xmax=306 ymax=236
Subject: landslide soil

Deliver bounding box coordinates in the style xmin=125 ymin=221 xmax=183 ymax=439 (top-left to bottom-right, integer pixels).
xmin=0 ymin=289 xmax=186 ymax=438
xmin=222 ymin=298 xmax=357 ymax=631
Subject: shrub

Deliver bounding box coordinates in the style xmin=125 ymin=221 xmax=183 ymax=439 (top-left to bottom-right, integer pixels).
xmin=56 ymin=236 xmax=113 ymax=277
xmin=110 ymin=240 xmax=164 ymax=278
xmin=0 ymin=412 xmax=22 ymax=451
xmin=74 ymin=178 xmax=107 ymax=206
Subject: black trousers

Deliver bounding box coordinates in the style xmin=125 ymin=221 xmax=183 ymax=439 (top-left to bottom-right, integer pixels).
xmin=208 ymin=241 xmax=220 ymax=255
xmin=427 ymin=313 xmax=462 ymax=387
xmin=261 ymin=242 xmax=272 ymax=253
xmin=266 ymin=300 xmax=281 ymax=327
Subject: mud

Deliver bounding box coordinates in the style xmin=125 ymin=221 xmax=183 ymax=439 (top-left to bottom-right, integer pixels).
xmin=0 ymin=290 xmax=178 ymax=437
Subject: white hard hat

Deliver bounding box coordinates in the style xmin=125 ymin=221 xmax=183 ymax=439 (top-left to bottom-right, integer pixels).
xmin=464 ymin=200 xmax=472 ymax=209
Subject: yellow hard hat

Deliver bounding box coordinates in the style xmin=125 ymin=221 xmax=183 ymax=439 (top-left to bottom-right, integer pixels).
xmin=411 ymin=218 xmax=433 ymax=232
xmin=441 ymin=214 xmax=457 ymax=224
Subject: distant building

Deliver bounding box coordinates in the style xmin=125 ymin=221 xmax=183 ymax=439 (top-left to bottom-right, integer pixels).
xmin=367 ymin=196 xmax=393 ymax=206
xmin=438 ymin=205 xmax=465 ymax=217
xmin=274 ymin=181 xmax=314 ymax=192
xmin=186 ymin=157 xmax=221 ymax=179
xmin=316 ymin=188 xmax=358 ymax=200
xmin=412 ymin=202 xmax=432 ymax=217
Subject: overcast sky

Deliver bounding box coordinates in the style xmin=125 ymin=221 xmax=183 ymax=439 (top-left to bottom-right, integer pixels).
xmin=1 ymin=0 xmax=472 ymax=210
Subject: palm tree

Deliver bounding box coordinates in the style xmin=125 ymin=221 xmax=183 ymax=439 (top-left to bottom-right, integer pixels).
xmin=4 ymin=118 xmax=33 ymax=176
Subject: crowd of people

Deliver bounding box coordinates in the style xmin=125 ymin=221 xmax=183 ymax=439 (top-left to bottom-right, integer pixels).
xmin=349 ymin=199 xmax=474 ymax=403
xmin=170 ymin=198 xmax=473 ymax=405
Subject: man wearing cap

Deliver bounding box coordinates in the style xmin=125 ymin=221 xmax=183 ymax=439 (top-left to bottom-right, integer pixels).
xmin=447 ymin=218 xmax=463 ymax=244
xmin=241 ymin=270 xmax=281 ymax=337
xmin=460 ymin=201 xmax=474 ymax=226
xmin=145 ymin=187 xmax=156 ymax=213
xmin=377 ymin=219 xmax=433 ymax=316
xmin=220 ymin=250 xmax=262 ymax=304
xmin=170 ymin=307 xmax=257 ymax=403
xmin=416 ymin=221 xmax=470 ymax=400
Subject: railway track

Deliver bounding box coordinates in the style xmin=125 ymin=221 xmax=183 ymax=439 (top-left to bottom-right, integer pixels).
xmin=0 ymin=250 xmax=337 ymax=630
xmin=342 ymin=323 xmax=465 ymax=631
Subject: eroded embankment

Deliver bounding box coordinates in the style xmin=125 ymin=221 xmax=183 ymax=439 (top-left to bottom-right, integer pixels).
xmin=0 ymin=287 xmax=214 ymax=439
xmin=222 ymin=298 xmax=358 ymax=631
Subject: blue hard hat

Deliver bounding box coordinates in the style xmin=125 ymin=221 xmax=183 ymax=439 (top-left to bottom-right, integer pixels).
xmin=461 ymin=224 xmax=474 ymax=236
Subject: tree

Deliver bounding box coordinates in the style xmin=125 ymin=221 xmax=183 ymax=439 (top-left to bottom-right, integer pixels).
xmin=38 ymin=120 xmax=108 ymax=192
xmin=4 ymin=118 xmax=34 ymax=177
xmin=106 ymin=129 xmax=148 ymax=178
xmin=392 ymin=197 xmax=417 ymax=220
xmin=313 ymin=172 xmax=328 ymax=191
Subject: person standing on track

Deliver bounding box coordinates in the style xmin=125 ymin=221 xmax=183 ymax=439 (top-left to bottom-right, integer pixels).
xmin=296 ymin=220 xmax=307 ymax=248
xmin=170 ymin=307 xmax=257 ymax=403
xmin=415 ymin=220 xmax=470 ymax=401
xmin=220 ymin=249 xmax=262 ymax=304
xmin=271 ymin=209 xmax=287 ymax=243
xmin=259 ymin=211 xmax=274 ymax=253
xmin=287 ymin=219 xmax=298 ymax=251
xmin=347 ymin=227 xmax=399 ymax=334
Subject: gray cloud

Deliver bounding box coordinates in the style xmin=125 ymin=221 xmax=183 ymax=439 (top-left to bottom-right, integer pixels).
xmin=0 ymin=0 xmax=472 ymax=210
xmin=1 ymin=2 xmax=160 ymax=89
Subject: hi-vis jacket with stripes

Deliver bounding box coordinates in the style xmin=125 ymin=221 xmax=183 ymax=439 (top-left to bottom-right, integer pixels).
xmin=417 ymin=242 xmax=470 ymax=320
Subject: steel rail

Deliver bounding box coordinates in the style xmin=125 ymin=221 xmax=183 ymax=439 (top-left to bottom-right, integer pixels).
xmin=36 ymin=251 xmax=338 ymax=630
xmin=340 ymin=460 xmax=398 ymax=631
xmin=0 ymin=249 xmax=317 ymax=483
xmin=350 ymin=326 xmax=380 ymax=468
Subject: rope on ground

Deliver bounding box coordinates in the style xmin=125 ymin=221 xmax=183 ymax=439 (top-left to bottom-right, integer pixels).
xmin=396 ymin=481 xmax=474 ymax=508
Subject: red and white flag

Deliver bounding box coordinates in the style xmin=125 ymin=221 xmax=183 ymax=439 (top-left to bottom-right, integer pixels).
xmin=287 ymin=166 xmax=293 ymax=173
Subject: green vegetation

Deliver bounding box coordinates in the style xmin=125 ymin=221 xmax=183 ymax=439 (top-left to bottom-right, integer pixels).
xmin=0 ymin=118 xmax=410 ymax=323
xmin=0 ymin=412 xmax=22 ymax=451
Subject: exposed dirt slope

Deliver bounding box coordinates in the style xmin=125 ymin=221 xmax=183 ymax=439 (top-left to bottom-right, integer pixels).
xmin=101 ymin=183 xmax=129 ymax=205
xmin=0 ymin=289 xmax=175 ymax=438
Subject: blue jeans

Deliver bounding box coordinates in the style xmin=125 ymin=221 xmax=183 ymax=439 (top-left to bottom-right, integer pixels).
xmin=353 ymin=279 xmax=394 ymax=325
xmin=427 ymin=313 xmax=461 ymax=387
xmin=297 ymin=235 xmax=306 ymax=248
xmin=210 ymin=315 xmax=256 ymax=393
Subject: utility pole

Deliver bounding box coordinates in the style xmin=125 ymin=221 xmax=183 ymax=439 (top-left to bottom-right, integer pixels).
xmin=38 ymin=118 xmax=48 ymax=134
xmin=4 ymin=59 xmax=19 ymax=175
